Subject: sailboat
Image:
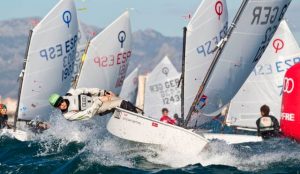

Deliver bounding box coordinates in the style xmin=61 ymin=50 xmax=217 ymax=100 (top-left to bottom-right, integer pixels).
xmin=3 ymin=0 xmax=79 ymax=141
xmin=143 ymin=56 xmax=181 ymax=120
xmin=226 ymin=19 xmax=300 ymax=130
xmin=107 ymin=0 xmax=292 ymax=153
xmin=119 ymin=67 xmax=139 ymax=104
xmin=107 ymin=0 xmax=227 ymax=154
xmin=73 ymin=11 xmax=132 ymax=95
xmin=183 ymin=0 xmax=228 ymax=128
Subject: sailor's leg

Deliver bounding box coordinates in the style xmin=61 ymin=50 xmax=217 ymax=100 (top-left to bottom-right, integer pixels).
xmin=120 ymin=100 xmax=138 ymax=113
xmin=96 ymin=97 xmax=123 ymax=114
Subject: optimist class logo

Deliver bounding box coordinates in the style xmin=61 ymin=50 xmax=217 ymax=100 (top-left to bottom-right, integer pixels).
xmin=215 ymin=1 xmax=223 ymax=20
xmin=273 ymin=39 xmax=284 ymax=53
xmin=62 ymin=10 xmax=72 ymax=28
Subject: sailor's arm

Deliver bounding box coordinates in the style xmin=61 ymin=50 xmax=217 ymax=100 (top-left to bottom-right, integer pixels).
xmin=63 ymin=98 xmax=103 ymax=121
xmin=272 ymin=117 xmax=280 ymax=132
xmin=67 ymin=88 xmax=106 ymax=97
xmin=256 ymin=119 xmax=261 ymax=136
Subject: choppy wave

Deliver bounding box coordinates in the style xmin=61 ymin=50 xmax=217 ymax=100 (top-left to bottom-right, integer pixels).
xmin=0 ymin=112 xmax=300 ymax=173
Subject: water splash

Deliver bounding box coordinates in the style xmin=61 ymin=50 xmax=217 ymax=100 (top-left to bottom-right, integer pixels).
xmin=2 ymin=112 xmax=300 ymax=173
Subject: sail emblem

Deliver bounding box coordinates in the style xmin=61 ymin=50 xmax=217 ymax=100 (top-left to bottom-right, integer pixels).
xmin=215 ymin=1 xmax=223 ymax=20
xmin=62 ymin=10 xmax=72 ymax=28
xmin=162 ymin=67 xmax=169 ymax=76
xmin=273 ymin=39 xmax=284 ymax=53
xmin=118 ymin=31 xmax=126 ymax=48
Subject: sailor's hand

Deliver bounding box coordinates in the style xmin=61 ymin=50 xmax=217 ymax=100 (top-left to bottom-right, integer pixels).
xmin=104 ymin=90 xmax=115 ymax=97
xmin=108 ymin=91 xmax=116 ymax=97
xmin=99 ymin=96 xmax=110 ymax=102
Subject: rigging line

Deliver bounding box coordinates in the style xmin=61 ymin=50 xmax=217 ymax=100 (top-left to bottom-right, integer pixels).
xmin=14 ymin=30 xmax=33 ymax=131
xmin=180 ymin=27 xmax=187 ymax=127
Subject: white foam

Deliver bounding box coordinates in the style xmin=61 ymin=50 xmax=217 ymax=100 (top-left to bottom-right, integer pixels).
xmin=29 ymin=112 xmax=300 ymax=171
xmin=32 ymin=112 xmax=132 ymax=167
xmin=130 ymin=139 xmax=300 ymax=171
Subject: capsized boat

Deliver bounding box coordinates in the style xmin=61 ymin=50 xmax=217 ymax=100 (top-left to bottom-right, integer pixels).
xmin=5 ymin=0 xmax=79 ymax=141
xmin=107 ymin=0 xmax=291 ymax=153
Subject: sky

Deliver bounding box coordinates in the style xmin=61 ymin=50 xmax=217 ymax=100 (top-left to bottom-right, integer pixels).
xmin=0 ymin=0 xmax=300 ymax=39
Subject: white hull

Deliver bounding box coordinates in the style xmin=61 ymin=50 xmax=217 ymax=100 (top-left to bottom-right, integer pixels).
xmin=107 ymin=108 xmax=209 ymax=155
xmin=202 ymin=133 xmax=262 ymax=144
xmin=0 ymin=129 xmax=30 ymax=141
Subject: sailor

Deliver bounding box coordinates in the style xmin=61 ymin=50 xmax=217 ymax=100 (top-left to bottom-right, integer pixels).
xmin=160 ymin=108 xmax=176 ymax=125
xmin=256 ymin=105 xmax=280 ymax=139
xmin=173 ymin=113 xmax=183 ymax=126
xmin=49 ymin=88 xmax=137 ymax=121
xmin=0 ymin=104 xmax=9 ymax=129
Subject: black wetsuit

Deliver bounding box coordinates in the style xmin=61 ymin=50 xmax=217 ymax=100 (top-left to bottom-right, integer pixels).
xmin=0 ymin=115 xmax=8 ymax=129
xmin=256 ymin=115 xmax=280 ymax=139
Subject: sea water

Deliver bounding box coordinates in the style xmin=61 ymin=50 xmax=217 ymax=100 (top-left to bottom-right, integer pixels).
xmin=0 ymin=113 xmax=299 ymax=174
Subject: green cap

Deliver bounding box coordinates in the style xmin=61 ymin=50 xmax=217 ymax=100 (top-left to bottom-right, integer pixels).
xmin=49 ymin=93 xmax=63 ymax=107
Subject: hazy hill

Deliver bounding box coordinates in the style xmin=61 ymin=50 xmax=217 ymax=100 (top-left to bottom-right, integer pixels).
xmin=0 ymin=18 xmax=182 ymax=98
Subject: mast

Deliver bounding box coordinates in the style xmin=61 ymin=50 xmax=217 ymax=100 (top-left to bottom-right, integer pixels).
xmin=183 ymin=0 xmax=249 ymax=127
xmin=73 ymin=40 xmax=91 ymax=88
xmin=179 ymin=27 xmax=187 ymax=126
xmin=14 ymin=30 xmax=33 ymax=131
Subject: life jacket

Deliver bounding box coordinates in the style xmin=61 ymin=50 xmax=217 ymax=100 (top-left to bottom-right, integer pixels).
xmin=258 ymin=117 xmax=275 ymax=132
xmin=63 ymin=95 xmax=93 ymax=112
xmin=160 ymin=115 xmax=176 ymax=125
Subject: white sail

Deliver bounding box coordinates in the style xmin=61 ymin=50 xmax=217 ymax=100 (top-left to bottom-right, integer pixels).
xmin=71 ymin=21 xmax=88 ymax=82
xmin=76 ymin=11 xmax=132 ymax=94
xmin=18 ymin=0 xmax=78 ymax=121
xmin=144 ymin=56 xmax=181 ymax=120
xmin=227 ymin=19 xmax=300 ymax=128
xmin=119 ymin=67 xmax=139 ymax=104
xmin=187 ymin=0 xmax=292 ymax=127
xmin=184 ymin=0 xmax=228 ymax=118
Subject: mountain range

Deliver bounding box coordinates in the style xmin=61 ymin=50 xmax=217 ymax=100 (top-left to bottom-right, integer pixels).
xmin=0 ymin=17 xmax=183 ymax=99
